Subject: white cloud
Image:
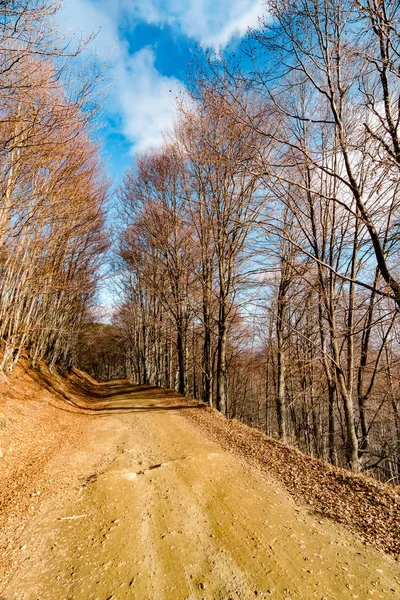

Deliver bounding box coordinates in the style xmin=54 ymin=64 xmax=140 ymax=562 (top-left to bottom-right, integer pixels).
xmin=58 ymin=0 xmax=265 ymax=155
xmin=59 ymin=0 xmax=183 ymax=152
xmin=116 ymin=47 xmax=182 ymax=151
xmin=125 ymin=0 xmax=265 ymax=49
xmin=60 ymin=0 xmax=120 ymax=61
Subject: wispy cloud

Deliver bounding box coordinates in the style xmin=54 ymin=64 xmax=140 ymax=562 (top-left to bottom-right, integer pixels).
xmin=125 ymin=0 xmax=265 ymax=49
xmin=60 ymin=0 xmax=182 ymax=153
xmin=59 ymin=0 xmax=265 ymax=158
xmin=116 ymin=47 xmax=182 ymax=152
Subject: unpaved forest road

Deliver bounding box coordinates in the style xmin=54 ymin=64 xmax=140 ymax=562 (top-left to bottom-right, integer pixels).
xmin=3 ymin=381 xmax=400 ymax=600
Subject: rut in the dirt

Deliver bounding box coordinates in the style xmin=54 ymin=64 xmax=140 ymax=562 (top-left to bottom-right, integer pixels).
xmin=2 ymin=379 xmax=400 ymax=600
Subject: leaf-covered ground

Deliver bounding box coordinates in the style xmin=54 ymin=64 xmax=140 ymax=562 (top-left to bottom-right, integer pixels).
xmin=176 ymin=400 xmax=400 ymax=558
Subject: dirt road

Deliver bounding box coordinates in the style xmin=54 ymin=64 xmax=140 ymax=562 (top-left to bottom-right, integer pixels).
xmin=2 ymin=381 xmax=400 ymax=599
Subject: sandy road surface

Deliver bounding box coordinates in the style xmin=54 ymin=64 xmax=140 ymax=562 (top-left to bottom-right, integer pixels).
xmin=2 ymin=381 xmax=400 ymax=600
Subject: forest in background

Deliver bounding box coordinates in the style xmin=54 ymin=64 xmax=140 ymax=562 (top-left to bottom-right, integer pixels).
xmin=79 ymin=0 xmax=400 ymax=483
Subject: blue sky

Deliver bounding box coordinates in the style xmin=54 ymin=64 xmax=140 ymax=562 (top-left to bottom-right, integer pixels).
xmin=60 ymin=0 xmax=266 ymax=181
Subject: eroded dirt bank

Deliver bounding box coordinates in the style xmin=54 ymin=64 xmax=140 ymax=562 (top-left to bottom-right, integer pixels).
xmin=1 ymin=373 xmax=400 ymax=599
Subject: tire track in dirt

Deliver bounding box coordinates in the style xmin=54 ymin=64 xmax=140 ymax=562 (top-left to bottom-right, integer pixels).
xmin=2 ymin=381 xmax=400 ymax=600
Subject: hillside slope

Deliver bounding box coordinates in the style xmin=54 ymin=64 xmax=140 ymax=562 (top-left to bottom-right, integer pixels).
xmin=0 ymin=368 xmax=399 ymax=599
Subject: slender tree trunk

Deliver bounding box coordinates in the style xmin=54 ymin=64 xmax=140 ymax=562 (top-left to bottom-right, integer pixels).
xmin=177 ymin=318 xmax=186 ymax=395
xmin=216 ymin=299 xmax=227 ymax=416
xmin=276 ymin=275 xmax=287 ymax=442
xmin=202 ymin=293 xmax=213 ymax=406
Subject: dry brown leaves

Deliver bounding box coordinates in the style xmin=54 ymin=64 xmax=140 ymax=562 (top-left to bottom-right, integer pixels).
xmin=0 ymin=361 xmax=90 ymax=584
xmin=172 ymin=398 xmax=400 ymax=559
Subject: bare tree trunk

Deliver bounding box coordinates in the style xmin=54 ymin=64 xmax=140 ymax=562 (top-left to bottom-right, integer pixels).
xmin=216 ymin=300 xmax=227 ymax=416
xmin=202 ymin=293 xmax=213 ymax=406
xmin=177 ymin=318 xmax=187 ymax=395
xmin=276 ymin=297 xmax=287 ymax=442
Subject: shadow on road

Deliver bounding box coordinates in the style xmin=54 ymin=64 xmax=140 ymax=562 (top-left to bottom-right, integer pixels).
xmin=50 ymin=373 xmax=207 ymax=416
xmin=65 ymin=400 xmax=207 ymax=416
